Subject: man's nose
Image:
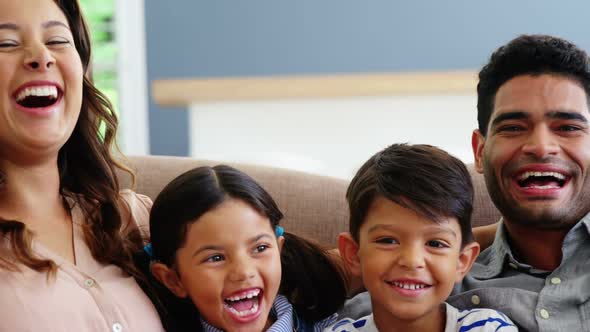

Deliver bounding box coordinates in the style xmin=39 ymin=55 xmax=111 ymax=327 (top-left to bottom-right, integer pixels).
xmin=521 ymin=126 xmax=559 ymax=158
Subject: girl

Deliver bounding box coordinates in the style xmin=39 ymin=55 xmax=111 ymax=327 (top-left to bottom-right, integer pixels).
xmin=143 ymin=165 xmax=347 ymax=331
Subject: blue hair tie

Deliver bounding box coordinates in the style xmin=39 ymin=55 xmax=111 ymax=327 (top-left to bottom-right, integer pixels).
xmin=275 ymin=226 xmax=284 ymax=237
xmin=143 ymin=243 xmax=154 ymax=259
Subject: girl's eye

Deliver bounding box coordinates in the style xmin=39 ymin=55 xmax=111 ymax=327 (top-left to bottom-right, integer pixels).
xmin=376 ymin=237 xmax=399 ymax=245
xmin=204 ymin=254 xmax=224 ymax=263
xmin=253 ymin=244 xmax=269 ymax=253
xmin=426 ymin=240 xmax=449 ymax=248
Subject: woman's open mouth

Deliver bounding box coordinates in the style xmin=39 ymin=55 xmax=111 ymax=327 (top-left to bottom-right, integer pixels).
xmin=13 ymin=84 xmax=63 ymax=113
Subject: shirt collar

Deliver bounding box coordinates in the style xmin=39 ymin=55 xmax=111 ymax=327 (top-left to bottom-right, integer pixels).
xmin=201 ymin=295 xmax=294 ymax=332
xmin=473 ymin=212 xmax=590 ymax=279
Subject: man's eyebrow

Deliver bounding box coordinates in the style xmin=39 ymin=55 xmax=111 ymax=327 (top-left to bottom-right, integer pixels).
xmin=547 ymin=111 xmax=588 ymax=123
xmin=0 ymin=23 xmax=19 ymax=31
xmin=42 ymin=20 xmax=70 ymax=30
xmin=490 ymin=111 xmax=529 ymax=129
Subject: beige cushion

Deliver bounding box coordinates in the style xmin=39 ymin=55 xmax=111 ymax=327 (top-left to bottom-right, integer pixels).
xmin=118 ymin=155 xmax=500 ymax=247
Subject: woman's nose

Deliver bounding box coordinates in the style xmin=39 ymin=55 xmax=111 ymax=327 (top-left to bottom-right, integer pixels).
xmin=24 ymin=45 xmax=55 ymax=71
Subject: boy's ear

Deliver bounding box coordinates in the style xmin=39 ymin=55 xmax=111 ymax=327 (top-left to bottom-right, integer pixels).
xmin=338 ymin=232 xmax=362 ymax=276
xmin=455 ymin=242 xmax=480 ymax=282
xmin=472 ymin=129 xmax=486 ymax=174
xmin=151 ymin=262 xmax=188 ymax=298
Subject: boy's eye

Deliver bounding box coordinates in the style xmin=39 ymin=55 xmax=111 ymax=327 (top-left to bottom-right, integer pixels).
xmin=204 ymin=254 xmax=224 ymax=263
xmin=426 ymin=240 xmax=449 ymax=248
xmin=375 ymin=237 xmax=399 ymax=245
xmin=253 ymin=244 xmax=269 ymax=253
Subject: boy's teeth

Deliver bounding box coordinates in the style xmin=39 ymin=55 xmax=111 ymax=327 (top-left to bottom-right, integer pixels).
xmin=16 ymin=86 xmax=58 ymax=101
xmin=390 ymin=281 xmax=427 ymax=289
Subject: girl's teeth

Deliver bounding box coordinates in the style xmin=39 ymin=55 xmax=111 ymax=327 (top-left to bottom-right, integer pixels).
xmin=224 ymin=301 xmax=259 ymax=317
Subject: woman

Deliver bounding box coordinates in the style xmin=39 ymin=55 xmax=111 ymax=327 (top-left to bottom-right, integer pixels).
xmin=0 ymin=0 xmax=164 ymax=330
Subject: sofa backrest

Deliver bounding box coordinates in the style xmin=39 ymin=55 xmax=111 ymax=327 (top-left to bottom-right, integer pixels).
xmin=118 ymin=155 xmax=501 ymax=247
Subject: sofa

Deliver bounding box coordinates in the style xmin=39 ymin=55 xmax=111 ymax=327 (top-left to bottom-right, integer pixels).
xmin=118 ymin=155 xmax=500 ymax=247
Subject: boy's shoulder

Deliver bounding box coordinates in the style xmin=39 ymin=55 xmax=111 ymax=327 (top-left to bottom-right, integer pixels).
xmin=322 ymin=314 xmax=378 ymax=332
xmin=445 ymin=303 xmax=518 ymax=331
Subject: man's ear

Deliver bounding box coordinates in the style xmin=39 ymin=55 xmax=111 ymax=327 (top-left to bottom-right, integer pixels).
xmin=455 ymin=242 xmax=480 ymax=282
xmin=472 ymin=130 xmax=486 ymax=174
xmin=338 ymin=232 xmax=362 ymax=276
xmin=151 ymin=262 xmax=188 ymax=298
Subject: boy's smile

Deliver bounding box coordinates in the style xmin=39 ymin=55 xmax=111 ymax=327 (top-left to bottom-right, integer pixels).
xmin=344 ymin=196 xmax=477 ymax=330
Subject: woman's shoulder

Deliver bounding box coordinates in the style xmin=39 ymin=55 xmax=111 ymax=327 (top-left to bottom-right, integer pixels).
xmin=118 ymin=189 xmax=153 ymax=237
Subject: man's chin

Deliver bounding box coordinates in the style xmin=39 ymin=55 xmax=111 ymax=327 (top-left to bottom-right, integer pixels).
xmin=502 ymin=206 xmax=577 ymax=230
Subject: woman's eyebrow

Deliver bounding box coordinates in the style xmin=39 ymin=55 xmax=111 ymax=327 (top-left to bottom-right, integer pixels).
xmin=0 ymin=22 xmax=19 ymax=31
xmin=42 ymin=20 xmax=70 ymax=30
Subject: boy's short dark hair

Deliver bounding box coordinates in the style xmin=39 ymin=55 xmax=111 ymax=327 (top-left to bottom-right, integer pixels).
xmin=477 ymin=34 xmax=590 ymax=136
xmin=346 ymin=143 xmax=474 ymax=247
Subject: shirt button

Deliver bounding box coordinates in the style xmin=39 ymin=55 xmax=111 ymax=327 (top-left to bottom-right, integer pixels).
xmin=550 ymin=277 xmax=561 ymax=285
xmin=540 ymin=309 xmax=550 ymax=319
xmin=84 ymin=278 xmax=95 ymax=288
xmin=112 ymin=323 xmax=123 ymax=332
xmin=471 ymin=295 xmax=481 ymax=305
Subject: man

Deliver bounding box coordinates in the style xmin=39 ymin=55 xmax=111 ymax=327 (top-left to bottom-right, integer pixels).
xmin=341 ymin=35 xmax=590 ymax=331
xmin=447 ymin=34 xmax=590 ymax=331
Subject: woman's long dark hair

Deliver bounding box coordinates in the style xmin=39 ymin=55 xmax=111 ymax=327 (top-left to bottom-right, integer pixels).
xmin=0 ymin=0 xmax=142 ymax=282
xmin=145 ymin=165 xmax=347 ymax=330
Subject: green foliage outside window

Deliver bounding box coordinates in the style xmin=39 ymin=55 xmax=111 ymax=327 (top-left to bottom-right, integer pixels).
xmin=79 ymin=0 xmax=118 ymax=113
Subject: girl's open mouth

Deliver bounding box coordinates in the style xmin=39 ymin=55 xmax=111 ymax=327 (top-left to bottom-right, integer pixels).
xmin=223 ymin=288 xmax=263 ymax=320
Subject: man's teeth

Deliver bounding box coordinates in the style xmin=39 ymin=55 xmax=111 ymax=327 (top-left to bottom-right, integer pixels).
xmin=16 ymin=86 xmax=58 ymax=101
xmin=518 ymin=171 xmax=566 ymax=181
xmin=225 ymin=301 xmax=259 ymax=317
xmin=225 ymin=289 xmax=260 ymax=302
xmin=390 ymin=281 xmax=427 ymax=290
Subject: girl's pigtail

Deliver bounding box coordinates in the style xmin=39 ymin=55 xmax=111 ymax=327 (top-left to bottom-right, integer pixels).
xmin=279 ymin=232 xmax=348 ymax=322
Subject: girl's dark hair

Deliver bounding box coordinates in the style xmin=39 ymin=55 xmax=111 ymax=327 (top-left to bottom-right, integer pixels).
xmin=346 ymin=143 xmax=474 ymax=247
xmin=0 ymin=0 xmax=142 ymax=281
xmin=146 ymin=165 xmax=346 ymax=330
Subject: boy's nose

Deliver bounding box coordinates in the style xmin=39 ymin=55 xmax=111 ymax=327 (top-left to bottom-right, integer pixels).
xmin=397 ymin=244 xmax=426 ymax=269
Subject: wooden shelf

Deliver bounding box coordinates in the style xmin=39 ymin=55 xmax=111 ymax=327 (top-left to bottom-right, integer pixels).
xmin=152 ymin=70 xmax=477 ymax=107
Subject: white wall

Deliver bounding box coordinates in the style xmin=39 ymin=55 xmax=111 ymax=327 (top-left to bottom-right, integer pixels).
xmin=189 ymin=95 xmax=478 ymax=179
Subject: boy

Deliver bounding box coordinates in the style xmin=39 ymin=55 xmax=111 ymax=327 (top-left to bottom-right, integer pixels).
xmin=327 ymin=144 xmax=516 ymax=331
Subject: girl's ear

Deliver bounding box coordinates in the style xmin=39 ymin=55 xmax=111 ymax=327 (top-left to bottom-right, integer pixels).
xmin=151 ymin=262 xmax=188 ymax=298
xmin=455 ymin=242 xmax=480 ymax=282
xmin=277 ymin=235 xmax=285 ymax=252
xmin=338 ymin=232 xmax=362 ymax=276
